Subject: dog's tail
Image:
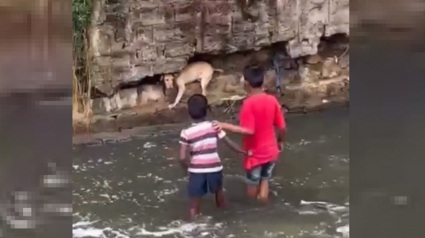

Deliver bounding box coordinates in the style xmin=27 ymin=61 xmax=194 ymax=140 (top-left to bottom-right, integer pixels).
xmin=213 ymin=68 xmax=224 ymax=73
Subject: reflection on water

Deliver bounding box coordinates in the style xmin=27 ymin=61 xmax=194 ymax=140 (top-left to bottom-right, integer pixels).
xmin=73 ymin=108 xmax=349 ymax=238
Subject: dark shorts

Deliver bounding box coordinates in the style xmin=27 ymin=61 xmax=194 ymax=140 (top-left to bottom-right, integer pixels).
xmin=245 ymin=161 xmax=276 ymax=185
xmin=188 ymin=171 xmax=223 ymax=197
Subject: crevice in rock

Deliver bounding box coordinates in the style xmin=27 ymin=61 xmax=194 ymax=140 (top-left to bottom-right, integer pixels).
xmin=318 ymin=33 xmax=349 ymax=61
xmin=90 ymin=74 xmax=167 ymax=115
xmin=114 ymin=75 xmax=162 ymax=92
xmin=186 ymin=42 xmax=297 ymax=73
xmin=87 ymin=34 xmax=349 ymax=121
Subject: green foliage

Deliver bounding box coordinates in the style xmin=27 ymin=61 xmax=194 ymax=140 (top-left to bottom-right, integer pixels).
xmin=72 ymin=0 xmax=93 ymax=65
xmin=73 ymin=0 xmax=93 ymax=116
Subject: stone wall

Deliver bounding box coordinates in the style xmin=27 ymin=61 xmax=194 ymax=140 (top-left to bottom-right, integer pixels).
xmin=76 ymin=33 xmax=350 ymax=134
xmin=89 ymin=0 xmax=349 ymax=95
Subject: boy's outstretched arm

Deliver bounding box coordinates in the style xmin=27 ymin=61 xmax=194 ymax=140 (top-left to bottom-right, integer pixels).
xmin=218 ymin=122 xmax=254 ymax=135
xmin=218 ymin=130 xmax=249 ymax=155
xmin=212 ymin=104 xmax=255 ymax=136
xmin=223 ymin=136 xmax=247 ymax=155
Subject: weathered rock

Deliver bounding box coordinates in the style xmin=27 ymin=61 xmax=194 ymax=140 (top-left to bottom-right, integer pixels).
xmin=285 ymin=0 xmax=350 ymax=58
xmin=73 ymin=74 xmax=350 ymax=135
xmin=338 ymin=54 xmax=350 ymax=69
xmin=137 ymin=84 xmax=166 ymax=105
xmin=321 ymin=57 xmax=341 ymax=79
xmin=219 ymin=74 xmax=245 ymax=94
xmin=89 ymin=0 xmax=349 ymax=95
xmin=338 ymin=52 xmax=350 ymax=69
xmin=91 ymin=97 xmax=112 ymax=114
xmin=109 ymin=94 xmax=121 ymax=112
xmin=305 ymin=54 xmax=323 ymax=64
xmin=116 ymin=88 xmax=138 ymax=110
xmin=299 ymin=65 xmax=320 ymax=83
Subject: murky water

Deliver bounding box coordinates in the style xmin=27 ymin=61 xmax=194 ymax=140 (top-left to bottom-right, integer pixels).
xmin=73 ymin=108 xmax=349 ymax=238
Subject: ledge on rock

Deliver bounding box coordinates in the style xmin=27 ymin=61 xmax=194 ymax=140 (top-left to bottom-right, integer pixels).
xmin=88 ymin=0 xmax=349 ymax=95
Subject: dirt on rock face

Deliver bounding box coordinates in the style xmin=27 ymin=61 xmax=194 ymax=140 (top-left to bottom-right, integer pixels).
xmin=89 ymin=0 xmax=349 ymax=96
xmin=73 ymin=74 xmax=349 ymax=135
xmin=74 ymin=33 xmax=350 ymax=135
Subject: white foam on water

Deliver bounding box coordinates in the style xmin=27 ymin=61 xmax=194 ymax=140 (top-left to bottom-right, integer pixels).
xmin=73 ymin=218 xmax=223 ymax=238
xmin=299 ymin=200 xmax=350 ymax=238
xmin=73 ymin=227 xmax=105 ymax=238
xmin=297 ymin=210 xmax=321 ymax=215
xmin=300 ymin=200 xmax=328 ymax=206
xmin=143 ymin=142 xmax=156 ymax=148
xmin=136 ymin=222 xmax=217 ymax=237
xmin=337 ymin=224 xmax=349 ymax=238
xmin=73 ymin=200 xmax=349 ymax=238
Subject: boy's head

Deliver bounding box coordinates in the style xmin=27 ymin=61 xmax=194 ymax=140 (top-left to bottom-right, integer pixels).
xmin=243 ymin=65 xmax=265 ymax=90
xmin=187 ymin=94 xmax=209 ymax=120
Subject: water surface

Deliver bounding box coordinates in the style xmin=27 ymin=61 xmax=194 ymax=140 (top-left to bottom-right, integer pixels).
xmin=73 ymin=108 xmax=349 ymax=238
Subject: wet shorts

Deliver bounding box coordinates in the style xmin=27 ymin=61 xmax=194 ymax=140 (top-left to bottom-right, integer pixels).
xmin=245 ymin=162 xmax=276 ymax=185
xmin=188 ymin=171 xmax=223 ymax=197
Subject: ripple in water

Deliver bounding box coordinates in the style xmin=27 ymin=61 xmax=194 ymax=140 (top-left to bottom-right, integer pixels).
xmin=72 ymin=200 xmax=349 ymax=238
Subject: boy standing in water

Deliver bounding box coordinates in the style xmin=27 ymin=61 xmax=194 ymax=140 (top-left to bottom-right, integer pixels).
xmin=179 ymin=94 xmax=250 ymax=219
xmin=215 ymin=65 xmax=286 ymax=203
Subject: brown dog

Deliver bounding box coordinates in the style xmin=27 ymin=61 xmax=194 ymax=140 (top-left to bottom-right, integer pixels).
xmin=163 ymin=62 xmax=223 ymax=109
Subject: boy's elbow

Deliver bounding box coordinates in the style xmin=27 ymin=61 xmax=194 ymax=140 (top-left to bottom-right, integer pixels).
xmin=246 ymin=130 xmax=254 ymax=135
xmin=242 ymin=127 xmax=254 ymax=135
xmin=179 ymin=150 xmax=187 ymax=161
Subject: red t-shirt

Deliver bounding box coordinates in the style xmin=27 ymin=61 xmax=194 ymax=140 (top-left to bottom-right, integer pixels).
xmin=239 ymin=93 xmax=286 ymax=170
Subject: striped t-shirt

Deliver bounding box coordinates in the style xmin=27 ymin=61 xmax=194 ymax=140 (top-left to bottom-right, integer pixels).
xmin=179 ymin=121 xmax=226 ymax=173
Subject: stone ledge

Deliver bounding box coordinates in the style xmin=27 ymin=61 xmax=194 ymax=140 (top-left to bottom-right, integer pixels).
xmin=73 ymin=100 xmax=348 ymax=146
xmin=89 ymin=0 xmax=349 ymax=95
xmin=73 ymin=75 xmax=349 ymax=144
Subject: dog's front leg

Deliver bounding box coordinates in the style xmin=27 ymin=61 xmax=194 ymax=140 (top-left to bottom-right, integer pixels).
xmin=168 ymin=84 xmax=185 ymax=109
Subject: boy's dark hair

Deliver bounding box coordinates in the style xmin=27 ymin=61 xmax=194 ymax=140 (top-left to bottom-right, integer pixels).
xmin=243 ymin=65 xmax=265 ymax=88
xmin=187 ymin=94 xmax=209 ymax=120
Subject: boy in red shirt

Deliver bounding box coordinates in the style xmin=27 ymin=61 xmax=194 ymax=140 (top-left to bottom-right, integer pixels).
xmin=215 ymin=65 xmax=286 ymax=202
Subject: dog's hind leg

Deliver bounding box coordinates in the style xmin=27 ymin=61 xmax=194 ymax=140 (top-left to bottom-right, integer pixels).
xmin=200 ymin=74 xmax=213 ymax=96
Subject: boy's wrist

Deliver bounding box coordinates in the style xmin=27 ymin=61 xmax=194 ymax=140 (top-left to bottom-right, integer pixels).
xmin=218 ymin=130 xmax=226 ymax=139
xmin=179 ymin=160 xmax=188 ymax=168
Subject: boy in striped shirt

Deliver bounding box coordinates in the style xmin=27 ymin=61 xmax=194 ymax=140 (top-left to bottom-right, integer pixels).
xmin=179 ymin=94 xmax=249 ymax=219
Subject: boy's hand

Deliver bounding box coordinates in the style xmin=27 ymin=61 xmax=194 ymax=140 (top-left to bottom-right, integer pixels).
xmin=179 ymin=160 xmax=189 ymax=171
xmin=246 ymin=150 xmax=253 ymax=156
xmin=212 ymin=121 xmax=222 ymax=131
xmin=278 ymin=142 xmax=284 ymax=152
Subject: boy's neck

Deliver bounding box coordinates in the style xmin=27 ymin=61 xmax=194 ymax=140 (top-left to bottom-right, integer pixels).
xmin=192 ymin=118 xmax=206 ymax=124
xmin=249 ymin=87 xmax=264 ymax=95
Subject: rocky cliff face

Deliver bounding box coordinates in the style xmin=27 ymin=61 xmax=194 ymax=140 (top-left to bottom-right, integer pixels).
xmin=89 ymin=0 xmax=349 ymax=95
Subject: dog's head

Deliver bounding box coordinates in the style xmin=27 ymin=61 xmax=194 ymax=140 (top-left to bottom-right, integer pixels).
xmin=161 ymin=74 xmax=175 ymax=89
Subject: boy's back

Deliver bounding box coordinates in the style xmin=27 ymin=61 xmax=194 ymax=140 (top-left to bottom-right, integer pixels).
xmin=240 ymin=93 xmax=286 ymax=170
xmin=214 ymin=65 xmax=286 ymax=202
xmin=180 ymin=121 xmax=223 ymax=173
xmin=179 ymin=94 xmax=250 ymax=218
